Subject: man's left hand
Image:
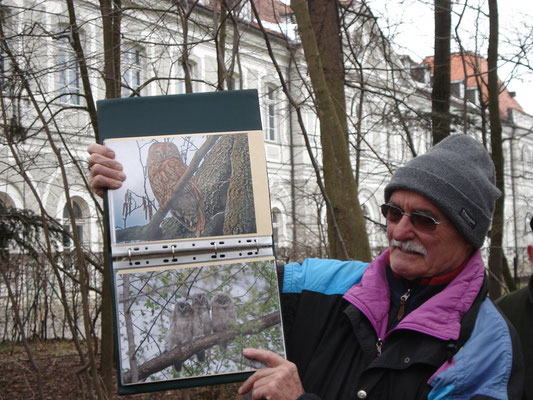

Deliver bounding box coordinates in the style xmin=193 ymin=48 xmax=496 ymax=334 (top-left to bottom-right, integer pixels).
xmin=238 ymin=348 xmax=305 ymax=400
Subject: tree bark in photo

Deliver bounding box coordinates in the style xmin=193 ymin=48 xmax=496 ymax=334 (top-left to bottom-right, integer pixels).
xmin=193 ymin=135 xmax=235 ymax=236
xmin=223 ymin=134 xmax=256 ymax=235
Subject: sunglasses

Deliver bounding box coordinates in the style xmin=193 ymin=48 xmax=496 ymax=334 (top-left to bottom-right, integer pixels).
xmin=380 ymin=203 xmax=446 ymax=231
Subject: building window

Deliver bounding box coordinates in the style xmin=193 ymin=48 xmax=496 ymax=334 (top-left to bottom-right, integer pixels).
xmin=62 ymin=201 xmax=84 ymax=249
xmin=465 ymin=87 xmax=477 ymax=105
xmin=226 ymin=74 xmax=241 ymax=91
xmin=57 ymin=30 xmax=80 ymax=105
xmin=272 ymin=208 xmax=282 ymax=247
xmin=177 ymin=61 xmax=197 ymax=94
xmin=264 ymin=85 xmax=276 ymax=141
xmin=122 ymin=46 xmax=142 ymax=97
xmin=0 ymin=197 xmax=9 ymax=249
xmin=450 ymin=81 xmax=463 ymax=99
xmin=0 ymin=6 xmax=15 ymax=94
xmin=410 ymin=66 xmax=429 ymax=84
xmin=239 ymin=0 xmax=253 ymax=21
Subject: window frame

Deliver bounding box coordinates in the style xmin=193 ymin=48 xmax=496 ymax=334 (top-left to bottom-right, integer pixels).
xmin=62 ymin=200 xmax=84 ymax=249
xmin=122 ymin=45 xmax=143 ymax=97
xmin=264 ymin=85 xmax=277 ymax=142
xmin=176 ymin=60 xmax=197 ymax=94
xmin=57 ymin=28 xmax=81 ymax=105
xmin=271 ymin=208 xmax=282 ymax=247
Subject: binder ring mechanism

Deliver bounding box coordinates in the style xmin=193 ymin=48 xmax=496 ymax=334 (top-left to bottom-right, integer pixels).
xmin=128 ymin=248 xmax=132 ymax=265
xmin=171 ymin=245 xmax=177 ymax=261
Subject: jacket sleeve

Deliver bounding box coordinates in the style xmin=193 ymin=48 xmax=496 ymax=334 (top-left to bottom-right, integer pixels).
xmin=297 ymin=394 xmax=322 ymax=400
xmin=278 ymin=258 xmax=368 ymax=342
xmin=428 ymin=299 xmax=525 ymax=400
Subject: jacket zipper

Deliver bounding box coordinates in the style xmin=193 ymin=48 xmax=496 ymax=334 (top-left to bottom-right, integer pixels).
xmin=376 ymin=338 xmax=383 ymax=356
xmin=376 ymin=288 xmax=412 ymax=357
xmin=396 ymin=288 xmax=412 ymax=321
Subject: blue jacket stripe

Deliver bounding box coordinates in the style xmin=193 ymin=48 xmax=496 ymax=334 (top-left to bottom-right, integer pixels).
xmin=428 ymin=384 xmax=455 ymax=400
xmin=283 ymin=258 xmax=368 ymax=295
xmin=429 ymin=299 xmax=514 ymax=399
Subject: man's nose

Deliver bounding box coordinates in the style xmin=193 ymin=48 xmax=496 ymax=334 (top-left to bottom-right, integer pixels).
xmin=391 ymin=214 xmax=416 ymax=241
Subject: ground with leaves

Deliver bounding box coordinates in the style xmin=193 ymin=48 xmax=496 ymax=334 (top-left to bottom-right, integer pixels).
xmin=0 ymin=340 xmax=244 ymax=399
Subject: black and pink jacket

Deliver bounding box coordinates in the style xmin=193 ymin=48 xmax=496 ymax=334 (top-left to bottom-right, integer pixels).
xmin=280 ymin=250 xmax=524 ymax=399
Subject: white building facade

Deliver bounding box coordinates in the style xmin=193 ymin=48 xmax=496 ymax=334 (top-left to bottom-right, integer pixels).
xmin=1 ymin=0 xmax=532 ymax=281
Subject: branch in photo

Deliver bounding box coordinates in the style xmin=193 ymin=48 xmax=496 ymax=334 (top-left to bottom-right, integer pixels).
xmin=122 ymin=311 xmax=281 ymax=384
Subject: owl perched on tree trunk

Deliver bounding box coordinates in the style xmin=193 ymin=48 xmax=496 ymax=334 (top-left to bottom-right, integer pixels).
xmin=166 ymin=300 xmax=193 ymax=373
xmin=211 ymin=293 xmax=236 ymax=353
xmin=146 ymin=141 xmax=205 ymax=237
xmin=191 ymin=293 xmax=212 ymax=362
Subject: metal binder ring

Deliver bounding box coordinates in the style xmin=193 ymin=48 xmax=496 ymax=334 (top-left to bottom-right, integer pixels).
xmin=171 ymin=245 xmax=176 ymax=259
xmin=128 ymin=248 xmax=132 ymax=264
xmin=256 ymin=239 xmax=259 ymax=254
xmin=214 ymin=242 xmax=218 ymax=256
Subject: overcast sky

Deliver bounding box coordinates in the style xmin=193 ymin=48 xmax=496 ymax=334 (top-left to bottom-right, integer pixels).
xmin=367 ymin=0 xmax=533 ymax=115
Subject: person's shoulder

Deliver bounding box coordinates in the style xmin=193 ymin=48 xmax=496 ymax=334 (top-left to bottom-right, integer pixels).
xmin=282 ymin=258 xmax=369 ymax=295
xmin=496 ymin=286 xmax=530 ymax=313
xmin=429 ymin=298 xmax=522 ymax=399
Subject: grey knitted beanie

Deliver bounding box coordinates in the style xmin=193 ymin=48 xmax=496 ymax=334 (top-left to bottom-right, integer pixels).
xmin=384 ymin=135 xmax=501 ymax=248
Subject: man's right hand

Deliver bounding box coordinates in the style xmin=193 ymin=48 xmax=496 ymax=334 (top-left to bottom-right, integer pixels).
xmin=87 ymin=143 xmax=126 ymax=197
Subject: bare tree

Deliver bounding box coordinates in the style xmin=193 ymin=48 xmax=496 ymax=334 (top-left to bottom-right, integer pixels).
xmin=487 ymin=0 xmax=505 ymax=300
xmin=432 ymin=0 xmax=452 ymax=144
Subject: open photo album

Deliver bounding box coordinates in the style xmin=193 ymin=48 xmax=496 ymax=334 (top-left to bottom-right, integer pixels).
xmin=97 ymin=90 xmax=285 ymax=394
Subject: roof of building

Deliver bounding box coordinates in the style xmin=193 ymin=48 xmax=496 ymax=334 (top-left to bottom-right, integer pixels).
xmin=422 ymin=52 xmax=524 ymax=120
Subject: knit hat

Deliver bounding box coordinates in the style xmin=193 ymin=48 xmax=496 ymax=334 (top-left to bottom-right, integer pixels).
xmin=384 ymin=135 xmax=501 ymax=249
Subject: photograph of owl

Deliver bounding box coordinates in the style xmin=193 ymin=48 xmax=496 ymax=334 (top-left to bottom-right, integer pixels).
xmin=191 ymin=293 xmax=212 ymax=362
xmin=211 ymin=293 xmax=237 ymax=352
xmin=166 ymin=300 xmax=194 ymax=372
xmin=146 ymin=141 xmax=206 ymax=237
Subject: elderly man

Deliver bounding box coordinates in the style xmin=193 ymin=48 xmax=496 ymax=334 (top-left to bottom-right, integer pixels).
xmin=497 ymin=217 xmax=533 ymax=400
xmin=89 ymin=134 xmax=524 ymax=400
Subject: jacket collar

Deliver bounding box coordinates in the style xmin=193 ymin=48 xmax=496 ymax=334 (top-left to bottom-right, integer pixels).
xmin=343 ymin=249 xmax=485 ymax=340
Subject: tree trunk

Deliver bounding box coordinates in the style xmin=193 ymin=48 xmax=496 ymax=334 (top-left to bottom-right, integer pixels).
xmin=307 ymin=0 xmax=347 ymax=140
xmin=99 ymin=0 xmax=122 ymax=101
xmin=223 ymin=134 xmax=256 ymax=234
xmin=291 ymin=0 xmax=370 ymax=261
xmin=98 ymin=1 xmax=122 ymax=395
xmin=216 ymin=1 xmax=228 ymax=90
xmin=176 ymin=0 xmax=194 ymax=93
xmin=487 ymin=0 xmax=505 ymax=300
xmin=432 ymin=0 xmax=451 ymax=144
xmin=195 ymin=135 xmax=234 ymax=236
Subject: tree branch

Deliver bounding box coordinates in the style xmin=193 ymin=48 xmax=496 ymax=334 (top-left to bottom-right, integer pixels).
xmin=122 ymin=311 xmax=281 ymax=383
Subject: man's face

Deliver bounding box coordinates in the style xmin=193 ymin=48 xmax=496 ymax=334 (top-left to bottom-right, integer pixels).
xmin=386 ymin=190 xmax=473 ymax=280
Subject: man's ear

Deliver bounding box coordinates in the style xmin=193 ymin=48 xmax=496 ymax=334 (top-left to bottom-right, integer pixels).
xmin=528 ymin=244 xmax=533 ymax=266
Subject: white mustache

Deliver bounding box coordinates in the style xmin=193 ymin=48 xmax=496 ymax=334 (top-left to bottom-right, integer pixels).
xmin=390 ymin=239 xmax=427 ymax=256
